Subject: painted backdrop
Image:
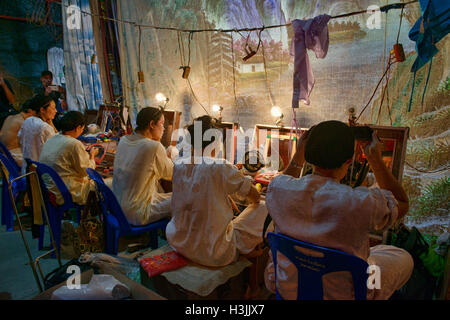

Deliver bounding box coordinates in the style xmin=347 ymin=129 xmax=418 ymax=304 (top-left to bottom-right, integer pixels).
xmin=116 ymin=0 xmax=449 ymax=234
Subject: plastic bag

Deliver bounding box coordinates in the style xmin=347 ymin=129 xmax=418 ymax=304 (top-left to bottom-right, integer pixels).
xmin=51 ymin=274 xmax=130 ymax=300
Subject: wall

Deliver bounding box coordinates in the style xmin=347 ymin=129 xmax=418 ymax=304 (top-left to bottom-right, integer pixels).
xmin=0 ymin=0 xmax=63 ymax=106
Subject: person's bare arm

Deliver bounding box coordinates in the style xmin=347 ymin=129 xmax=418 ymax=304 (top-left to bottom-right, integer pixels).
xmin=0 ymin=75 xmax=15 ymax=105
xmin=283 ymin=130 xmax=309 ymax=178
xmin=364 ymin=132 xmax=409 ymax=219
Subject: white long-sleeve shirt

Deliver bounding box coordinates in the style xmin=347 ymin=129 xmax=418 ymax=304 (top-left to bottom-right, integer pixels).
xmin=39 ymin=133 xmax=96 ymax=205
xmin=18 ymin=116 xmax=56 ymax=173
xmin=112 ymin=135 xmax=173 ymax=226
xmin=166 ymin=158 xmax=259 ymax=267
xmin=264 ymin=174 xmax=399 ymax=299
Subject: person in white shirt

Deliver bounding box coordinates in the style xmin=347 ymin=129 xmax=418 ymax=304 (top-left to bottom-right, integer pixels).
xmin=18 ymin=95 xmax=57 ymax=173
xmin=264 ymin=120 xmax=413 ymax=300
xmin=39 ymin=111 xmax=99 ymax=205
xmin=113 ymin=107 xmax=173 ymax=226
xmin=0 ymin=102 xmax=36 ymax=167
xmin=166 ymin=115 xmax=268 ymax=267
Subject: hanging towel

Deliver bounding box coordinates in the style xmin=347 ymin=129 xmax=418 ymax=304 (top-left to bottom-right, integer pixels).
xmin=291 ymin=15 xmax=331 ymax=108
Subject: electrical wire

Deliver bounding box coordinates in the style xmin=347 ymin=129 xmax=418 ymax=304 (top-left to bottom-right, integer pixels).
xmin=356 ymin=61 xmax=393 ymax=122
xmin=187 ymin=77 xmax=209 ymax=116
xmin=396 ymin=5 xmax=405 ymax=44
xmin=52 ymin=0 xmax=418 ymax=34
xmin=259 ymin=27 xmax=275 ymax=108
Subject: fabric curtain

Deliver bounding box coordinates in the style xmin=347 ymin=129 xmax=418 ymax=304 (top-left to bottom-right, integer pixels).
xmin=47 ymin=47 xmax=65 ymax=86
xmin=62 ymin=0 xmax=104 ymax=111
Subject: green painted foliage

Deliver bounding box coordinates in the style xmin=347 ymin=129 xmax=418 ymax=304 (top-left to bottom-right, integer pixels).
xmin=410 ymin=176 xmax=450 ymax=217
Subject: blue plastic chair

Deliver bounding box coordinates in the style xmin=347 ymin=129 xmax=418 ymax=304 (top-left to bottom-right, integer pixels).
xmin=86 ymin=168 xmax=169 ymax=255
xmin=0 ymin=141 xmax=22 ymax=175
xmin=28 ymin=160 xmax=83 ymax=253
xmin=0 ymin=153 xmax=27 ymax=231
xmin=267 ymin=232 xmax=369 ymax=300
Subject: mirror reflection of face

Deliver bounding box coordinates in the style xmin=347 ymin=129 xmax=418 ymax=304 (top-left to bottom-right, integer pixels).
xmin=150 ymin=115 xmax=165 ymax=142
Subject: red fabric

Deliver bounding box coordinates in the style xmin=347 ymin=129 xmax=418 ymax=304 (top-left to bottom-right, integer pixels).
xmin=140 ymin=251 xmax=188 ymax=278
xmin=48 ymin=191 xmax=58 ymax=207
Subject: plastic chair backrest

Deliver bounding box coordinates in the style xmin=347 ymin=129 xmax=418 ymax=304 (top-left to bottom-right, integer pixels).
xmin=267 ymin=232 xmax=369 ymax=300
xmin=86 ymin=168 xmax=105 ymax=185
xmin=0 ymin=142 xmax=20 ymax=178
xmin=29 ymin=160 xmax=74 ymax=211
xmin=87 ymin=168 xmax=132 ymax=232
xmin=0 ymin=153 xmax=20 ymax=182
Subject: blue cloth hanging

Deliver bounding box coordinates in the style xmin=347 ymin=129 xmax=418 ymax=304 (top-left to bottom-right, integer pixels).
xmin=407 ymin=0 xmax=449 ymax=111
xmin=408 ymin=0 xmax=450 ymax=72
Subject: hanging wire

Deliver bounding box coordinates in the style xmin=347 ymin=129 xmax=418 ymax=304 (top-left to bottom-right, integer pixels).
xmin=396 ymin=5 xmax=405 ymax=44
xmin=356 ymin=60 xmax=393 ymax=122
xmin=52 ymin=0 xmax=418 ymax=34
xmin=138 ymin=25 xmax=142 ymax=72
xmin=230 ymin=33 xmax=238 ymax=110
xmin=259 ymin=27 xmax=275 ymax=108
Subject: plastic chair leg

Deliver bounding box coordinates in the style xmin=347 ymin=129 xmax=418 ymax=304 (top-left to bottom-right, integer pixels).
xmin=1 ymin=181 xmax=14 ymax=232
xmin=38 ymin=225 xmax=45 ymax=250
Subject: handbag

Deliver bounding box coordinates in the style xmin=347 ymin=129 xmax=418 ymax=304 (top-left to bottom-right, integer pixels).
xmin=73 ymin=191 xmax=105 ymax=256
xmin=390 ymin=224 xmax=439 ymax=299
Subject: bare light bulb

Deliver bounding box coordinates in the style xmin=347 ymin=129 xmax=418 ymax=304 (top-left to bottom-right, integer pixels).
xmin=212 ymin=104 xmax=222 ymax=113
xmin=271 ymin=106 xmax=282 ymax=118
xmin=155 ymin=93 xmax=166 ymax=102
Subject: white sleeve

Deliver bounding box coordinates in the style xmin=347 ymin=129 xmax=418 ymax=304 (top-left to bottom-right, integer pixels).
xmin=366 ymin=188 xmax=399 ymax=232
xmin=153 ymin=143 xmax=174 ymax=181
xmin=221 ymin=163 xmax=253 ymax=197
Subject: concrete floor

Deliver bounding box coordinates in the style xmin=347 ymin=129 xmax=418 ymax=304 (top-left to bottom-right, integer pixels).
xmin=0 ymin=222 xmax=69 ymax=300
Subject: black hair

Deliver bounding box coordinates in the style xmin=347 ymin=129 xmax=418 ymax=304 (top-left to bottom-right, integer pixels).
xmin=29 ymin=95 xmax=54 ymax=114
xmin=41 ymin=70 xmax=53 ymax=78
xmin=59 ymin=111 xmax=85 ymax=132
xmin=305 ymin=120 xmax=355 ymax=169
xmin=187 ymin=115 xmax=219 ymax=150
xmin=20 ymin=98 xmax=34 ymax=113
xmin=135 ymin=107 xmax=163 ymax=131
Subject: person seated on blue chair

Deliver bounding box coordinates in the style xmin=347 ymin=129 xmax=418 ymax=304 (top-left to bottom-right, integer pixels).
xmin=38 ymin=111 xmax=101 ymax=206
xmin=0 ymin=100 xmax=36 ymax=167
xmin=18 ymin=95 xmax=58 ymax=174
xmin=112 ymin=107 xmax=174 ymax=226
xmin=166 ymin=115 xmax=268 ymax=268
xmin=264 ymin=120 xmax=413 ymax=300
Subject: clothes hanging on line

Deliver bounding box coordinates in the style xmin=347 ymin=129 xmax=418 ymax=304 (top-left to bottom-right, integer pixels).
xmin=291 ymin=15 xmax=331 ymax=108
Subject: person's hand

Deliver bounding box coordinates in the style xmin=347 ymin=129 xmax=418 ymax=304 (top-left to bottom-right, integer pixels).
xmin=90 ymin=147 xmax=99 ymax=159
xmin=362 ymin=131 xmax=383 ymax=162
xmin=44 ymin=86 xmax=53 ymax=96
xmin=292 ymin=129 xmax=309 ymax=164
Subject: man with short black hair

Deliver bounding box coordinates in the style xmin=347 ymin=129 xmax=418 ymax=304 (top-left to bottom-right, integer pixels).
xmin=39 ymin=111 xmax=100 ymax=205
xmin=34 ymin=70 xmax=66 ymax=107
xmin=264 ymin=120 xmax=413 ymax=300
